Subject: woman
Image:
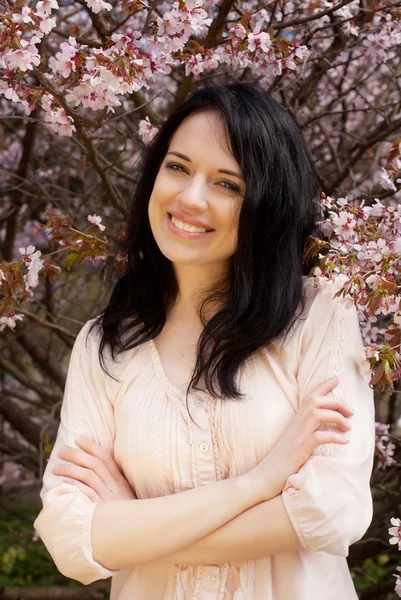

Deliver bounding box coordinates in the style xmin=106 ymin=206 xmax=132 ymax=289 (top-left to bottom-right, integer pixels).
xmin=34 ymin=81 xmax=375 ymax=599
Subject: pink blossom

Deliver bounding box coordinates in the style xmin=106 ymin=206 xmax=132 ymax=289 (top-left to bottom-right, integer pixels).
xmin=3 ymin=38 xmax=41 ymax=72
xmin=35 ymin=0 xmax=59 ymax=17
xmin=0 ymin=81 xmax=20 ymax=103
xmin=11 ymin=6 xmax=34 ymax=24
xmin=138 ymin=117 xmax=158 ymax=144
xmin=38 ymin=16 xmax=57 ymax=35
xmin=19 ymin=246 xmax=45 ymax=291
xmin=49 ymin=37 xmax=80 ymax=78
xmin=389 ymin=518 xmax=401 ymax=551
xmin=87 ymin=214 xmax=106 ymax=231
xmin=394 ymin=566 xmax=401 ymax=598
xmin=0 ymin=314 xmax=25 ymax=332
xmin=375 ymin=422 xmax=396 ymax=469
xmin=156 ymin=0 xmax=212 ymax=48
xmin=248 ymin=26 xmax=271 ymax=53
xmin=85 ymin=0 xmax=112 ymax=13
xmin=331 ymin=210 xmax=357 ymax=240
xmin=380 ymin=167 xmax=397 ymax=191
xmin=41 ymin=94 xmax=76 ymax=137
xmin=32 ymin=530 xmax=40 ymax=542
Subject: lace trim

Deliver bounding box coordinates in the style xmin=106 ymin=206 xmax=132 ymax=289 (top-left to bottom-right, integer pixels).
xmin=231 ymin=388 xmax=256 ymax=600
xmin=148 ymin=339 xmax=185 ymax=401
xmin=312 ymin=294 xmax=351 ymax=459
xmin=209 ymin=398 xmax=225 ymax=481
xmin=163 ymin=563 xmax=178 ymax=600
xmin=149 ymin=385 xmax=169 ymax=498
xmin=217 ymin=564 xmax=230 ymax=600
xmin=68 ymin=329 xmax=86 ymax=448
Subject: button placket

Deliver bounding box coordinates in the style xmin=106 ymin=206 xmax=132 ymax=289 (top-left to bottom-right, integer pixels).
xmin=203 ymin=566 xmax=220 ymax=592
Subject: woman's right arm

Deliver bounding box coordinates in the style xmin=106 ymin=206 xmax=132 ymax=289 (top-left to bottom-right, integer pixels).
xmin=34 ymin=319 xmax=263 ymax=585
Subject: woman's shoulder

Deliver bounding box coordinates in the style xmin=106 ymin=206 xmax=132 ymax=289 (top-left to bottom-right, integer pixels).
xmin=77 ymin=315 xmax=150 ymax=379
xmin=300 ymin=275 xmax=353 ymax=313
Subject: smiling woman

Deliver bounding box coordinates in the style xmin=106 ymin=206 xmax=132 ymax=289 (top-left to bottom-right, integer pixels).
xmin=148 ymin=111 xmax=244 ymax=267
xmin=33 ymin=80 xmax=375 ymax=600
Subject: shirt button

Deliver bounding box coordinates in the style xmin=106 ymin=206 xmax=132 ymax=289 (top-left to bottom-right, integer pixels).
xmin=199 ymin=442 xmax=209 ymax=453
xmin=206 ymin=574 xmax=216 ymax=584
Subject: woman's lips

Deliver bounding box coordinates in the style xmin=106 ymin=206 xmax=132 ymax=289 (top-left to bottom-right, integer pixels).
xmin=166 ymin=213 xmax=214 ymax=239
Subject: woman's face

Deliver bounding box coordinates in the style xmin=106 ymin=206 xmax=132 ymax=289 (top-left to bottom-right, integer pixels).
xmin=148 ymin=110 xmax=246 ymax=269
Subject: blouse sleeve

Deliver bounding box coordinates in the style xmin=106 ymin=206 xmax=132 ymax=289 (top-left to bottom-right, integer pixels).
xmin=33 ymin=319 xmax=122 ymax=585
xmin=281 ymin=281 xmax=376 ymax=557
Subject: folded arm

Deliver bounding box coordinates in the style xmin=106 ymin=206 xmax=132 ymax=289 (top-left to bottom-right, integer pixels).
xmin=159 ymin=493 xmax=301 ymax=565
xmin=161 ymin=285 xmax=376 ymax=565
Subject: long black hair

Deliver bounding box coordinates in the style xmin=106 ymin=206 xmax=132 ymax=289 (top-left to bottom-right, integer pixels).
xmin=89 ymin=80 xmax=322 ymax=425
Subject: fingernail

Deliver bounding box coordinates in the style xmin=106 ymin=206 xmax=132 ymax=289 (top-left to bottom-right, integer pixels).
xmin=76 ymin=436 xmax=87 ymax=443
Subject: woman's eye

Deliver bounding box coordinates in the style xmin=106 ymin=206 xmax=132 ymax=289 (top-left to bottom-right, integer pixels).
xmin=166 ymin=163 xmax=187 ymax=173
xmin=220 ymin=181 xmax=240 ymax=192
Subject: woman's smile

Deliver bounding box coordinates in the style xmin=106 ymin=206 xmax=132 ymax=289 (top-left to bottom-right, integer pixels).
xmin=166 ymin=212 xmax=215 ymax=239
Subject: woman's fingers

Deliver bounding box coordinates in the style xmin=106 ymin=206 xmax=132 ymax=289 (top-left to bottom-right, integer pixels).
xmin=63 ymin=476 xmax=102 ymax=502
xmin=306 ymin=407 xmax=353 ymax=432
xmin=75 ymin=437 xmax=126 ymax=482
xmin=56 ymin=445 xmax=113 ymax=488
xmin=304 ymin=429 xmax=350 ymax=455
xmin=53 ymin=461 xmax=110 ymax=497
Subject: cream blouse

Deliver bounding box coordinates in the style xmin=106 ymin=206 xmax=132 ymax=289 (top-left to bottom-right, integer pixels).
xmin=34 ymin=277 xmax=376 ymax=599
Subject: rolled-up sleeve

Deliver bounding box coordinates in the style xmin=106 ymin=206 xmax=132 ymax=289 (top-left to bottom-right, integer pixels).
xmin=282 ymin=281 xmax=376 ymax=557
xmin=33 ymin=319 xmax=121 ymax=584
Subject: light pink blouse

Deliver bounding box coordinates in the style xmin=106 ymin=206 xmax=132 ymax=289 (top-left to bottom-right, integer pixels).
xmin=34 ymin=277 xmax=376 ymax=599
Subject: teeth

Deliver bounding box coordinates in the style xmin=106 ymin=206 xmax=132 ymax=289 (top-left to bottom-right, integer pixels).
xmin=171 ymin=216 xmax=207 ymax=233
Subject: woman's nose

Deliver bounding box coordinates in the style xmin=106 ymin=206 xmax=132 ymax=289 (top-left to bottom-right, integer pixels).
xmin=178 ymin=176 xmax=208 ymax=210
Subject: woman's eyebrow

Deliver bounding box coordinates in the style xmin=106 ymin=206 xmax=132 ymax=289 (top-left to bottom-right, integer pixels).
xmin=166 ymin=150 xmax=245 ymax=181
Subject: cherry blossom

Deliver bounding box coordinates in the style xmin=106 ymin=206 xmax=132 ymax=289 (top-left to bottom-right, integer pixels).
xmin=18 ymin=246 xmax=45 ymax=291
xmin=41 ymin=94 xmax=76 ymax=136
xmin=48 ymin=37 xmax=80 ymax=78
xmin=11 ymin=6 xmax=34 ymax=24
xmin=87 ymin=215 xmax=106 ymax=231
xmin=380 ymin=167 xmax=397 ymax=191
xmin=389 ymin=518 xmax=401 ymax=551
xmin=2 ymin=38 xmax=41 ymax=72
xmin=85 ymin=0 xmax=113 ymax=13
xmin=394 ymin=566 xmax=401 ymax=598
xmin=35 ymin=0 xmax=59 ymax=17
xmin=138 ymin=117 xmax=159 ymax=144
xmin=376 ymin=422 xmax=396 ymax=469
xmin=0 ymin=314 xmax=25 ymax=332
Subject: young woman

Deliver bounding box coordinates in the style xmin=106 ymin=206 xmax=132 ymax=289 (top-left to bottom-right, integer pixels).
xmin=34 ymin=81 xmax=375 ymax=599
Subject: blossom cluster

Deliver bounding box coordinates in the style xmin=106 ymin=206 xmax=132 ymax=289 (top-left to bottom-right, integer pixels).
xmin=389 ymin=519 xmax=401 ymax=596
xmin=18 ymin=245 xmax=45 ymax=292
xmin=311 ymin=195 xmax=401 ymax=386
xmin=0 ymin=0 xmax=313 ymax=133
xmin=376 ymin=422 xmax=396 ymax=470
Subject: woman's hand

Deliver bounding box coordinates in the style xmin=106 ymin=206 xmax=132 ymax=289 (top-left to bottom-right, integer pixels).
xmin=246 ymin=377 xmax=355 ymax=504
xmin=52 ymin=436 xmax=136 ymax=503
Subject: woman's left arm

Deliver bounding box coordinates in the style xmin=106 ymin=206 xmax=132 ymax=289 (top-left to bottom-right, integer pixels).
xmin=159 ymin=493 xmax=301 ymax=564
xmin=162 ymin=284 xmax=376 ymax=564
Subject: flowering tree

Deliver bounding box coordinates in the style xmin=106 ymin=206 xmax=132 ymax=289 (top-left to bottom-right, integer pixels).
xmin=1 ymin=0 xmax=401 ymax=595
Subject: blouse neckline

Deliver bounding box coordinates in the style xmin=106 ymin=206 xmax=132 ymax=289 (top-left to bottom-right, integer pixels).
xmin=148 ymin=338 xmax=253 ymax=403
xmin=147 ymin=338 xmax=189 ymax=400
